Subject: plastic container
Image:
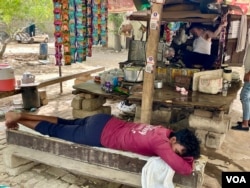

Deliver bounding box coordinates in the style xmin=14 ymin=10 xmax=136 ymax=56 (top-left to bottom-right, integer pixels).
xmin=40 ymin=43 xmax=48 ymax=55
xmin=39 ymin=43 xmax=48 ymax=59
xmin=21 ymin=86 xmax=40 ymax=109
xmin=0 ymin=64 xmax=15 ymax=91
xmin=223 ymin=67 xmax=232 ymax=82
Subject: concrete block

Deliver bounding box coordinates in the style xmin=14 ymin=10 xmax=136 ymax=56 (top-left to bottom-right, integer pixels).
xmin=102 ymin=106 xmax=112 ymax=114
xmin=5 ymin=161 xmax=38 ymax=176
xmin=40 ymin=98 xmax=49 ymax=106
xmin=135 ymin=106 xmax=171 ymax=124
xmin=81 ymin=97 xmax=106 ymax=111
xmin=3 ymin=148 xmax=32 ymax=168
xmin=71 ymin=95 xmax=84 ymax=110
xmin=84 ymin=93 xmax=97 ymax=99
xmin=77 ymin=93 xmax=86 ymax=98
xmin=72 ymin=106 xmax=111 ymax=119
xmin=195 ymin=129 xmax=208 ymax=145
xmin=189 ymin=114 xmax=229 ymax=134
xmin=193 ymin=109 xmax=213 ymax=118
xmin=38 ymin=89 xmax=47 ymax=100
xmin=205 ymin=132 xmax=226 ymax=149
xmin=212 ymin=111 xmax=224 ymax=121
xmin=151 ymin=108 xmax=171 ymax=124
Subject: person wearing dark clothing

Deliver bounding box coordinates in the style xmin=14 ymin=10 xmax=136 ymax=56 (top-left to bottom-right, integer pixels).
xmin=5 ymin=112 xmax=200 ymax=175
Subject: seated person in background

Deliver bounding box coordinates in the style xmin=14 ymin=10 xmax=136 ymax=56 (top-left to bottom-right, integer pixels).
xmin=5 ymin=112 xmax=200 ymax=176
xmin=183 ymin=21 xmax=227 ymax=70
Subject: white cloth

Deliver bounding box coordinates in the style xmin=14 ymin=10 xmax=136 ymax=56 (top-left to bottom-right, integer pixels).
xmin=236 ymin=14 xmax=247 ymax=53
xmin=141 ymin=157 xmax=175 ymax=188
xmin=243 ymin=28 xmax=250 ymax=73
xmin=193 ymin=36 xmax=211 ymax=55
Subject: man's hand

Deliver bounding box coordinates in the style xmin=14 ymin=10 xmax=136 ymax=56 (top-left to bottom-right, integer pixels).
xmin=5 ymin=112 xmax=21 ymax=130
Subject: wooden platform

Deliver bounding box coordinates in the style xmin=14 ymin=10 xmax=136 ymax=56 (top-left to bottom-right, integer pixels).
xmin=0 ymin=66 xmax=105 ymax=99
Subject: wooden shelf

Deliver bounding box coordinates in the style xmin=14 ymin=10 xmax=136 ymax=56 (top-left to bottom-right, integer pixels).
xmin=129 ymin=10 xmax=219 ymax=23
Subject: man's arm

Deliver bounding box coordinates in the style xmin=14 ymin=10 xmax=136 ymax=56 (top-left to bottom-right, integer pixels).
xmin=211 ymin=22 xmax=227 ymax=38
xmin=154 ymin=143 xmax=194 ymax=175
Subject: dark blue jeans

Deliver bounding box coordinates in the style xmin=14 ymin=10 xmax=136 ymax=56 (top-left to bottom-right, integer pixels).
xmin=35 ymin=114 xmax=112 ymax=146
xmin=183 ymin=51 xmax=217 ymax=70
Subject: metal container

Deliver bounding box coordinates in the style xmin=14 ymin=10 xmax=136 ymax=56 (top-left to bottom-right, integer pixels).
xmin=123 ymin=66 xmax=144 ymax=82
xmin=154 ymin=80 xmax=163 ymax=89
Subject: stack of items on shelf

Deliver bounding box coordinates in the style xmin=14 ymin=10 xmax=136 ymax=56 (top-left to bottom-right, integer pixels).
xmin=53 ymin=0 xmax=108 ymax=65
xmin=228 ymin=20 xmax=240 ymax=39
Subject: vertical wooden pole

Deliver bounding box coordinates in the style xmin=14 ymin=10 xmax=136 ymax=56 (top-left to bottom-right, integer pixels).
xmin=140 ymin=3 xmax=163 ymax=124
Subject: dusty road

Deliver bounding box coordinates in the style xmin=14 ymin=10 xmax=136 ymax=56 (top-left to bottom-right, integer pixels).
xmin=0 ymin=42 xmax=250 ymax=188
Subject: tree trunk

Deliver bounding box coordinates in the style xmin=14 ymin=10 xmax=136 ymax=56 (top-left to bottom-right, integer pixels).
xmin=0 ymin=41 xmax=8 ymax=59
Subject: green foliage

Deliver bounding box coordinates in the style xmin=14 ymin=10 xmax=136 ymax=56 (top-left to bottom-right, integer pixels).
xmin=0 ymin=0 xmax=53 ymax=35
xmin=108 ymin=13 xmax=124 ymax=34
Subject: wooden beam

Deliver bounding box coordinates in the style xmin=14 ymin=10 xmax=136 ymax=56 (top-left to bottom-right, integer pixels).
xmin=0 ymin=66 xmax=105 ymax=99
xmin=140 ymin=3 xmax=163 ymax=124
xmin=38 ymin=66 xmax=105 ymax=88
xmin=129 ymin=10 xmax=219 ymax=23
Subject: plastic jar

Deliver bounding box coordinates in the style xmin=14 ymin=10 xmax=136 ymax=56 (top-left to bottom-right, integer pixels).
xmin=223 ymin=67 xmax=232 ymax=82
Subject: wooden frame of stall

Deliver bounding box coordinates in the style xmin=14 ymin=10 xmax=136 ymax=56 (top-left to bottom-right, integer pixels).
xmin=129 ymin=2 xmax=245 ymax=123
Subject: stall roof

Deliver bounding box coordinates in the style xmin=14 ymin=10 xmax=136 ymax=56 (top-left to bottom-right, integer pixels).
xmin=128 ymin=10 xmax=220 ymax=23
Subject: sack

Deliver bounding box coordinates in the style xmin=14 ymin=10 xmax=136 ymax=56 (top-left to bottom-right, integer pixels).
xmin=198 ymin=75 xmax=222 ymax=94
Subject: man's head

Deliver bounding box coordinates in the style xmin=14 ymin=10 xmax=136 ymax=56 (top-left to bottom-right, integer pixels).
xmin=187 ymin=23 xmax=205 ymax=37
xmin=169 ymin=128 xmax=200 ymax=159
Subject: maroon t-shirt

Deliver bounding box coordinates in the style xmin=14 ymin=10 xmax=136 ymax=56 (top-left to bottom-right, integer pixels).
xmin=101 ymin=117 xmax=194 ymax=175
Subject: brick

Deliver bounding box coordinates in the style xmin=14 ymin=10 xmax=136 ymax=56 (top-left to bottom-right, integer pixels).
xmin=212 ymin=111 xmax=224 ymax=121
xmin=40 ymin=98 xmax=49 ymax=106
xmin=61 ymin=173 xmax=78 ymax=184
xmin=195 ymin=129 xmax=208 ymax=146
xmin=45 ymin=166 xmax=68 ymax=178
xmin=84 ymin=93 xmax=97 ymax=99
xmin=193 ymin=109 xmax=213 ymax=118
xmin=81 ymin=97 xmax=106 ymax=111
xmin=102 ymin=106 xmax=112 ymax=114
xmin=135 ymin=106 xmax=171 ymax=124
xmin=189 ymin=114 xmax=229 ymax=134
xmin=38 ymin=89 xmax=47 ymax=100
xmin=71 ymin=95 xmax=84 ymax=110
xmin=205 ymin=132 xmax=226 ymax=149
xmin=72 ymin=106 xmax=111 ymax=119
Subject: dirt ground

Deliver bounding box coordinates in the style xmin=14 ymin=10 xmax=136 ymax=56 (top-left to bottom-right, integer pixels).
xmin=1 ymin=42 xmax=250 ymax=188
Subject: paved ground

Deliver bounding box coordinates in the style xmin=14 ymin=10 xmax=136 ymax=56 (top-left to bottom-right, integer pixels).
xmin=0 ymin=43 xmax=250 ymax=188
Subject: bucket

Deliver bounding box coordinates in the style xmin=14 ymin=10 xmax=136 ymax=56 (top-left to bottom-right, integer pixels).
xmin=0 ymin=64 xmax=15 ymax=91
xmin=21 ymin=86 xmax=40 ymax=109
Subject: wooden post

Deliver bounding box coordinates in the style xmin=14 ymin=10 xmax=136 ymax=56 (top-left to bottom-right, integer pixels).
xmin=140 ymin=3 xmax=163 ymax=123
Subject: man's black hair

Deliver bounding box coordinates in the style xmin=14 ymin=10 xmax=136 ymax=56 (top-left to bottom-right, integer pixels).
xmin=170 ymin=128 xmax=200 ymax=159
